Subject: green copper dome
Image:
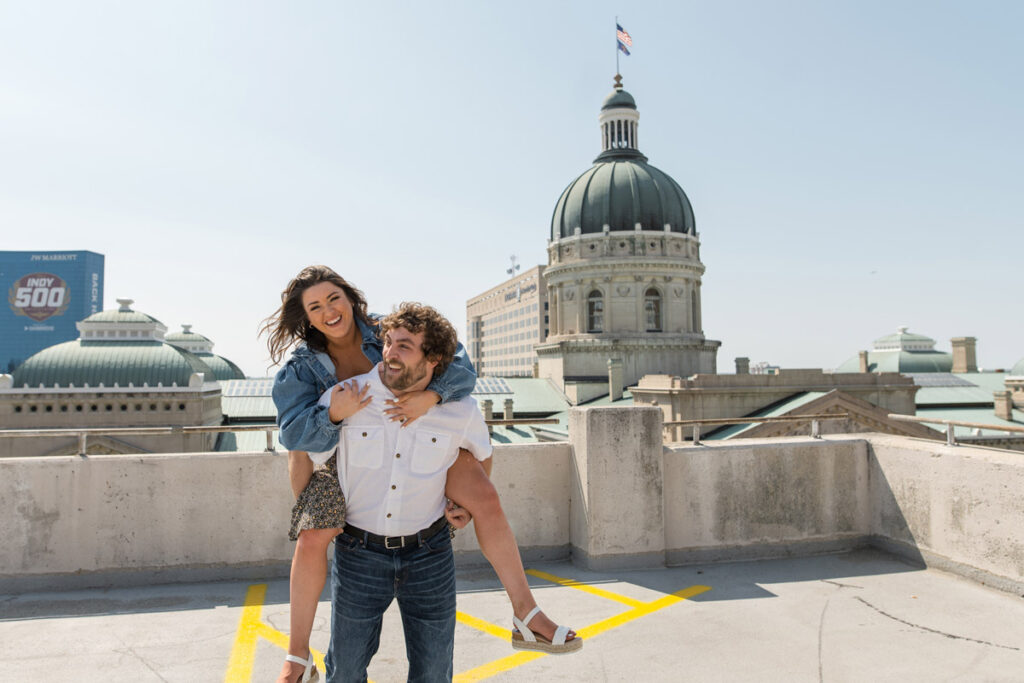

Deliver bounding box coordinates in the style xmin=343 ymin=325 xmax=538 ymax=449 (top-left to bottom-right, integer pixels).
xmin=551 ymin=81 xmax=695 ymax=240
xmin=1011 ymin=358 xmax=1024 ymax=375
xmin=551 ymin=150 xmax=695 ymax=239
xmin=836 ymin=327 xmax=953 ymax=373
xmin=192 ymin=353 xmax=245 ymax=381
xmin=12 ymin=340 xmax=214 ymax=388
xmin=601 ymin=88 xmax=636 ymax=111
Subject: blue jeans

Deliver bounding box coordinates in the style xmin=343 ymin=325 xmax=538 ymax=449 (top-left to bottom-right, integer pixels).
xmin=325 ymin=526 xmax=456 ymax=683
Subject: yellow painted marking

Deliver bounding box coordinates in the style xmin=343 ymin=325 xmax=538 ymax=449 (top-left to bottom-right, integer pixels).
xmin=451 ymin=571 xmax=711 ymax=681
xmin=454 ymin=651 xmax=547 ymax=682
xmin=525 ymin=568 xmax=645 ymax=607
xmin=576 ymin=585 xmax=711 ymax=640
xmin=225 ymin=575 xmax=709 ymax=682
xmin=457 ymin=610 xmax=511 ymax=639
xmin=224 ymin=583 xmax=329 ymax=683
xmin=224 ymin=583 xmax=266 ymax=683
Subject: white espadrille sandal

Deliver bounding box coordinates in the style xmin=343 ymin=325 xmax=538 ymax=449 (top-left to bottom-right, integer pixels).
xmin=284 ymin=653 xmax=319 ymax=682
xmin=511 ymin=606 xmax=583 ymax=654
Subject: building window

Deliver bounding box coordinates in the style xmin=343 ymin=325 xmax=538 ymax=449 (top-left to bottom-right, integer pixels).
xmin=587 ymin=290 xmax=604 ymax=333
xmin=645 ymin=288 xmax=662 ymax=332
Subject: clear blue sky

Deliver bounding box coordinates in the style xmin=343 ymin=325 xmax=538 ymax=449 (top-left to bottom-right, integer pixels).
xmin=2 ymin=1 xmax=1020 ymax=376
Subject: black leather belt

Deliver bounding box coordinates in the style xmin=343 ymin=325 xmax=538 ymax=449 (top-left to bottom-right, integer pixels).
xmin=343 ymin=516 xmax=448 ymax=550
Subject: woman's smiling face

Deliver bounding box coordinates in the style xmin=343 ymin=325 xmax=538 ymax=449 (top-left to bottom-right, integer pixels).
xmin=301 ymin=281 xmax=357 ymax=344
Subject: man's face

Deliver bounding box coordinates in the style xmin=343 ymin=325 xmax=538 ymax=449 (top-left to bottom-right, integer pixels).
xmin=381 ymin=326 xmax=437 ymax=392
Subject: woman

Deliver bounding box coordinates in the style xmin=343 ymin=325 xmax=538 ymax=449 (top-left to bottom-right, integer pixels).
xmin=265 ymin=265 xmax=579 ymax=683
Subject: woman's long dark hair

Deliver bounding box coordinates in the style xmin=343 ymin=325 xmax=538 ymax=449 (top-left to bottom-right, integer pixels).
xmin=261 ymin=265 xmax=370 ymax=365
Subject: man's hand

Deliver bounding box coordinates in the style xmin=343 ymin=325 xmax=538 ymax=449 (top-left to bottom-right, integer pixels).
xmin=328 ymin=380 xmax=372 ymax=424
xmin=384 ymin=390 xmax=441 ymax=427
xmin=445 ymin=500 xmax=472 ymax=529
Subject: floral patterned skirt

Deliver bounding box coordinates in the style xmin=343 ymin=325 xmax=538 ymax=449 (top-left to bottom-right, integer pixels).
xmin=288 ymin=455 xmax=346 ymax=541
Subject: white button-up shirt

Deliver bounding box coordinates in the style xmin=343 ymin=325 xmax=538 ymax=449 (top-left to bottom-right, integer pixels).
xmin=310 ymin=364 xmax=492 ymax=536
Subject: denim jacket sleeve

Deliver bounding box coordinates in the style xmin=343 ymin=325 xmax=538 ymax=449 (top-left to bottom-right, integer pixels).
xmin=425 ymin=340 xmax=477 ymax=404
xmin=273 ymin=360 xmax=341 ymax=453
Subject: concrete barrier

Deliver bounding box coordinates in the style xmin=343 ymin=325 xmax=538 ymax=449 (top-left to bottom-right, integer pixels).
xmin=663 ymin=436 xmax=871 ymax=564
xmin=3 ymin=407 xmax=1024 ymax=595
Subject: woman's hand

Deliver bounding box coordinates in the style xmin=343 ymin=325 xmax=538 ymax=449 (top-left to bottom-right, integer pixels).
xmin=384 ymin=389 xmax=440 ymax=427
xmin=328 ymin=380 xmax=372 ymax=423
xmin=445 ymin=499 xmax=472 ymax=529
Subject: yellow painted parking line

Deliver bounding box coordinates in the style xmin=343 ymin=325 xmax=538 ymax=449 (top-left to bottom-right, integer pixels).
xmin=457 ymin=610 xmax=511 ymax=640
xmin=224 ymin=583 xmax=329 ymax=683
xmin=224 ymin=583 xmax=265 ymax=683
xmin=525 ymin=568 xmax=645 ymax=607
xmin=225 ymin=575 xmax=709 ymax=682
xmin=576 ymin=585 xmax=711 ymax=640
xmin=454 ymin=651 xmax=547 ymax=682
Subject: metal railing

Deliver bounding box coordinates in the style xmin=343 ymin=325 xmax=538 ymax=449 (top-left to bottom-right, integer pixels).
xmin=663 ymin=413 xmax=850 ymax=446
xmin=0 ymin=418 xmax=562 ymax=456
xmin=887 ymin=413 xmax=1024 ymax=447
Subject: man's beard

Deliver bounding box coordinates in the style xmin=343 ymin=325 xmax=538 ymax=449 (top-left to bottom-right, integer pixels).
xmin=382 ymin=358 xmax=430 ymax=392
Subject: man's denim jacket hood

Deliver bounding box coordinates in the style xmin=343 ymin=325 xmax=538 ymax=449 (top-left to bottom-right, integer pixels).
xmin=272 ymin=314 xmax=477 ymax=453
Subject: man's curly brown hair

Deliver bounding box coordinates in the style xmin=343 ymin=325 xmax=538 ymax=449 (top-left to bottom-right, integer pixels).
xmin=378 ymin=303 xmax=459 ymax=377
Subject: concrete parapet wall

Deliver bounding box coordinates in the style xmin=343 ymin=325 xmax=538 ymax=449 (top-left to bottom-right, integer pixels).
xmin=3 ymin=410 xmax=1024 ymax=596
xmin=451 ymin=443 xmax=572 ymax=562
xmin=867 ymin=434 xmax=1024 ymax=593
xmin=663 ymin=437 xmax=871 ymax=563
xmin=0 ymin=451 xmax=295 ymax=592
xmin=0 ymin=444 xmax=572 ymax=592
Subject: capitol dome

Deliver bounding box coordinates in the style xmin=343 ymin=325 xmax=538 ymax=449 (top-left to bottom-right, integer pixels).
xmin=551 ymin=79 xmax=695 ymax=240
xmin=11 ymin=299 xmax=225 ymax=388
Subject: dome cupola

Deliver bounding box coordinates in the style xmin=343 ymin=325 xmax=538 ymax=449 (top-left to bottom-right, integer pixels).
xmin=551 ymin=76 xmax=696 ymax=240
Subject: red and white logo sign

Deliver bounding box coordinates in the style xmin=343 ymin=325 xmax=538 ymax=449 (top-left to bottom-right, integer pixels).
xmin=8 ymin=272 xmax=71 ymax=321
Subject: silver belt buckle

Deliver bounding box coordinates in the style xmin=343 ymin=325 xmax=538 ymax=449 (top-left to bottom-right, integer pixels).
xmin=385 ymin=535 xmax=405 ymax=550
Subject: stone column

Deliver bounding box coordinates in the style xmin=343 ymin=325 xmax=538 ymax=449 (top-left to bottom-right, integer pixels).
xmin=735 ymin=357 xmax=750 ymax=375
xmin=858 ymin=351 xmax=869 ymax=373
xmin=503 ymin=398 xmax=514 ymax=420
xmin=569 ymin=406 xmax=665 ymax=569
xmin=547 ymin=286 xmax=559 ymax=336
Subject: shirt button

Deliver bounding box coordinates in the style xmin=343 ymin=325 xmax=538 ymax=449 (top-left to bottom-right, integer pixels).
xmin=395 ymin=453 xmax=401 ymax=458
xmin=391 ymin=485 xmax=397 ymax=490
xmin=386 ymin=513 xmax=392 ymax=518
xmin=362 ymin=432 xmax=367 ymax=437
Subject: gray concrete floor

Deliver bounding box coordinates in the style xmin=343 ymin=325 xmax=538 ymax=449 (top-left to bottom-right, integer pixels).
xmin=1 ymin=549 xmax=1023 ymax=682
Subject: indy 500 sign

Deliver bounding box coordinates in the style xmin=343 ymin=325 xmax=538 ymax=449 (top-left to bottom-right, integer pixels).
xmin=8 ymin=272 xmax=71 ymax=322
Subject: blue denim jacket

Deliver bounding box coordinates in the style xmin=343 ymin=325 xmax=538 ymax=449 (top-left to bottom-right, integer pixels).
xmin=272 ymin=314 xmax=477 ymax=452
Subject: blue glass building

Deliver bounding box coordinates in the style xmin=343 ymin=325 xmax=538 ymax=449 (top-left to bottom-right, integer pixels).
xmin=1 ymin=250 xmax=104 ymax=373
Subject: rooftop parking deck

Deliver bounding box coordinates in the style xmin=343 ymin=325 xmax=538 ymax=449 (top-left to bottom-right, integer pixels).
xmin=3 ymin=550 xmax=1023 ymax=682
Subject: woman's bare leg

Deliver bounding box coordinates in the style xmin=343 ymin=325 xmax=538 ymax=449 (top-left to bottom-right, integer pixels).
xmin=276 ymin=527 xmax=340 ymax=683
xmin=444 ymin=450 xmax=575 ymax=642
xmin=288 ymin=451 xmax=315 ymax=499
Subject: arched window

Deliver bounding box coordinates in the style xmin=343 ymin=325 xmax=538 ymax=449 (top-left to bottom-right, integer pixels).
xmin=644 ymin=288 xmax=662 ymax=332
xmin=587 ymin=290 xmax=604 ymax=333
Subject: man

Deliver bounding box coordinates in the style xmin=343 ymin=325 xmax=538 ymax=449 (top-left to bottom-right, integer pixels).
xmin=313 ymin=302 xmax=491 ymax=682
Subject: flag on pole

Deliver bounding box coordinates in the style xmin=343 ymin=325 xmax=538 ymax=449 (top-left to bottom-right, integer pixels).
xmin=616 ymin=23 xmax=633 ymax=48
xmin=618 ymin=42 xmax=630 ymax=56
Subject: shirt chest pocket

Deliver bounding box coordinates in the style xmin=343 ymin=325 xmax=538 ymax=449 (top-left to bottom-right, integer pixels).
xmin=342 ymin=426 xmax=385 ymax=470
xmin=410 ymin=431 xmax=452 ymax=475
